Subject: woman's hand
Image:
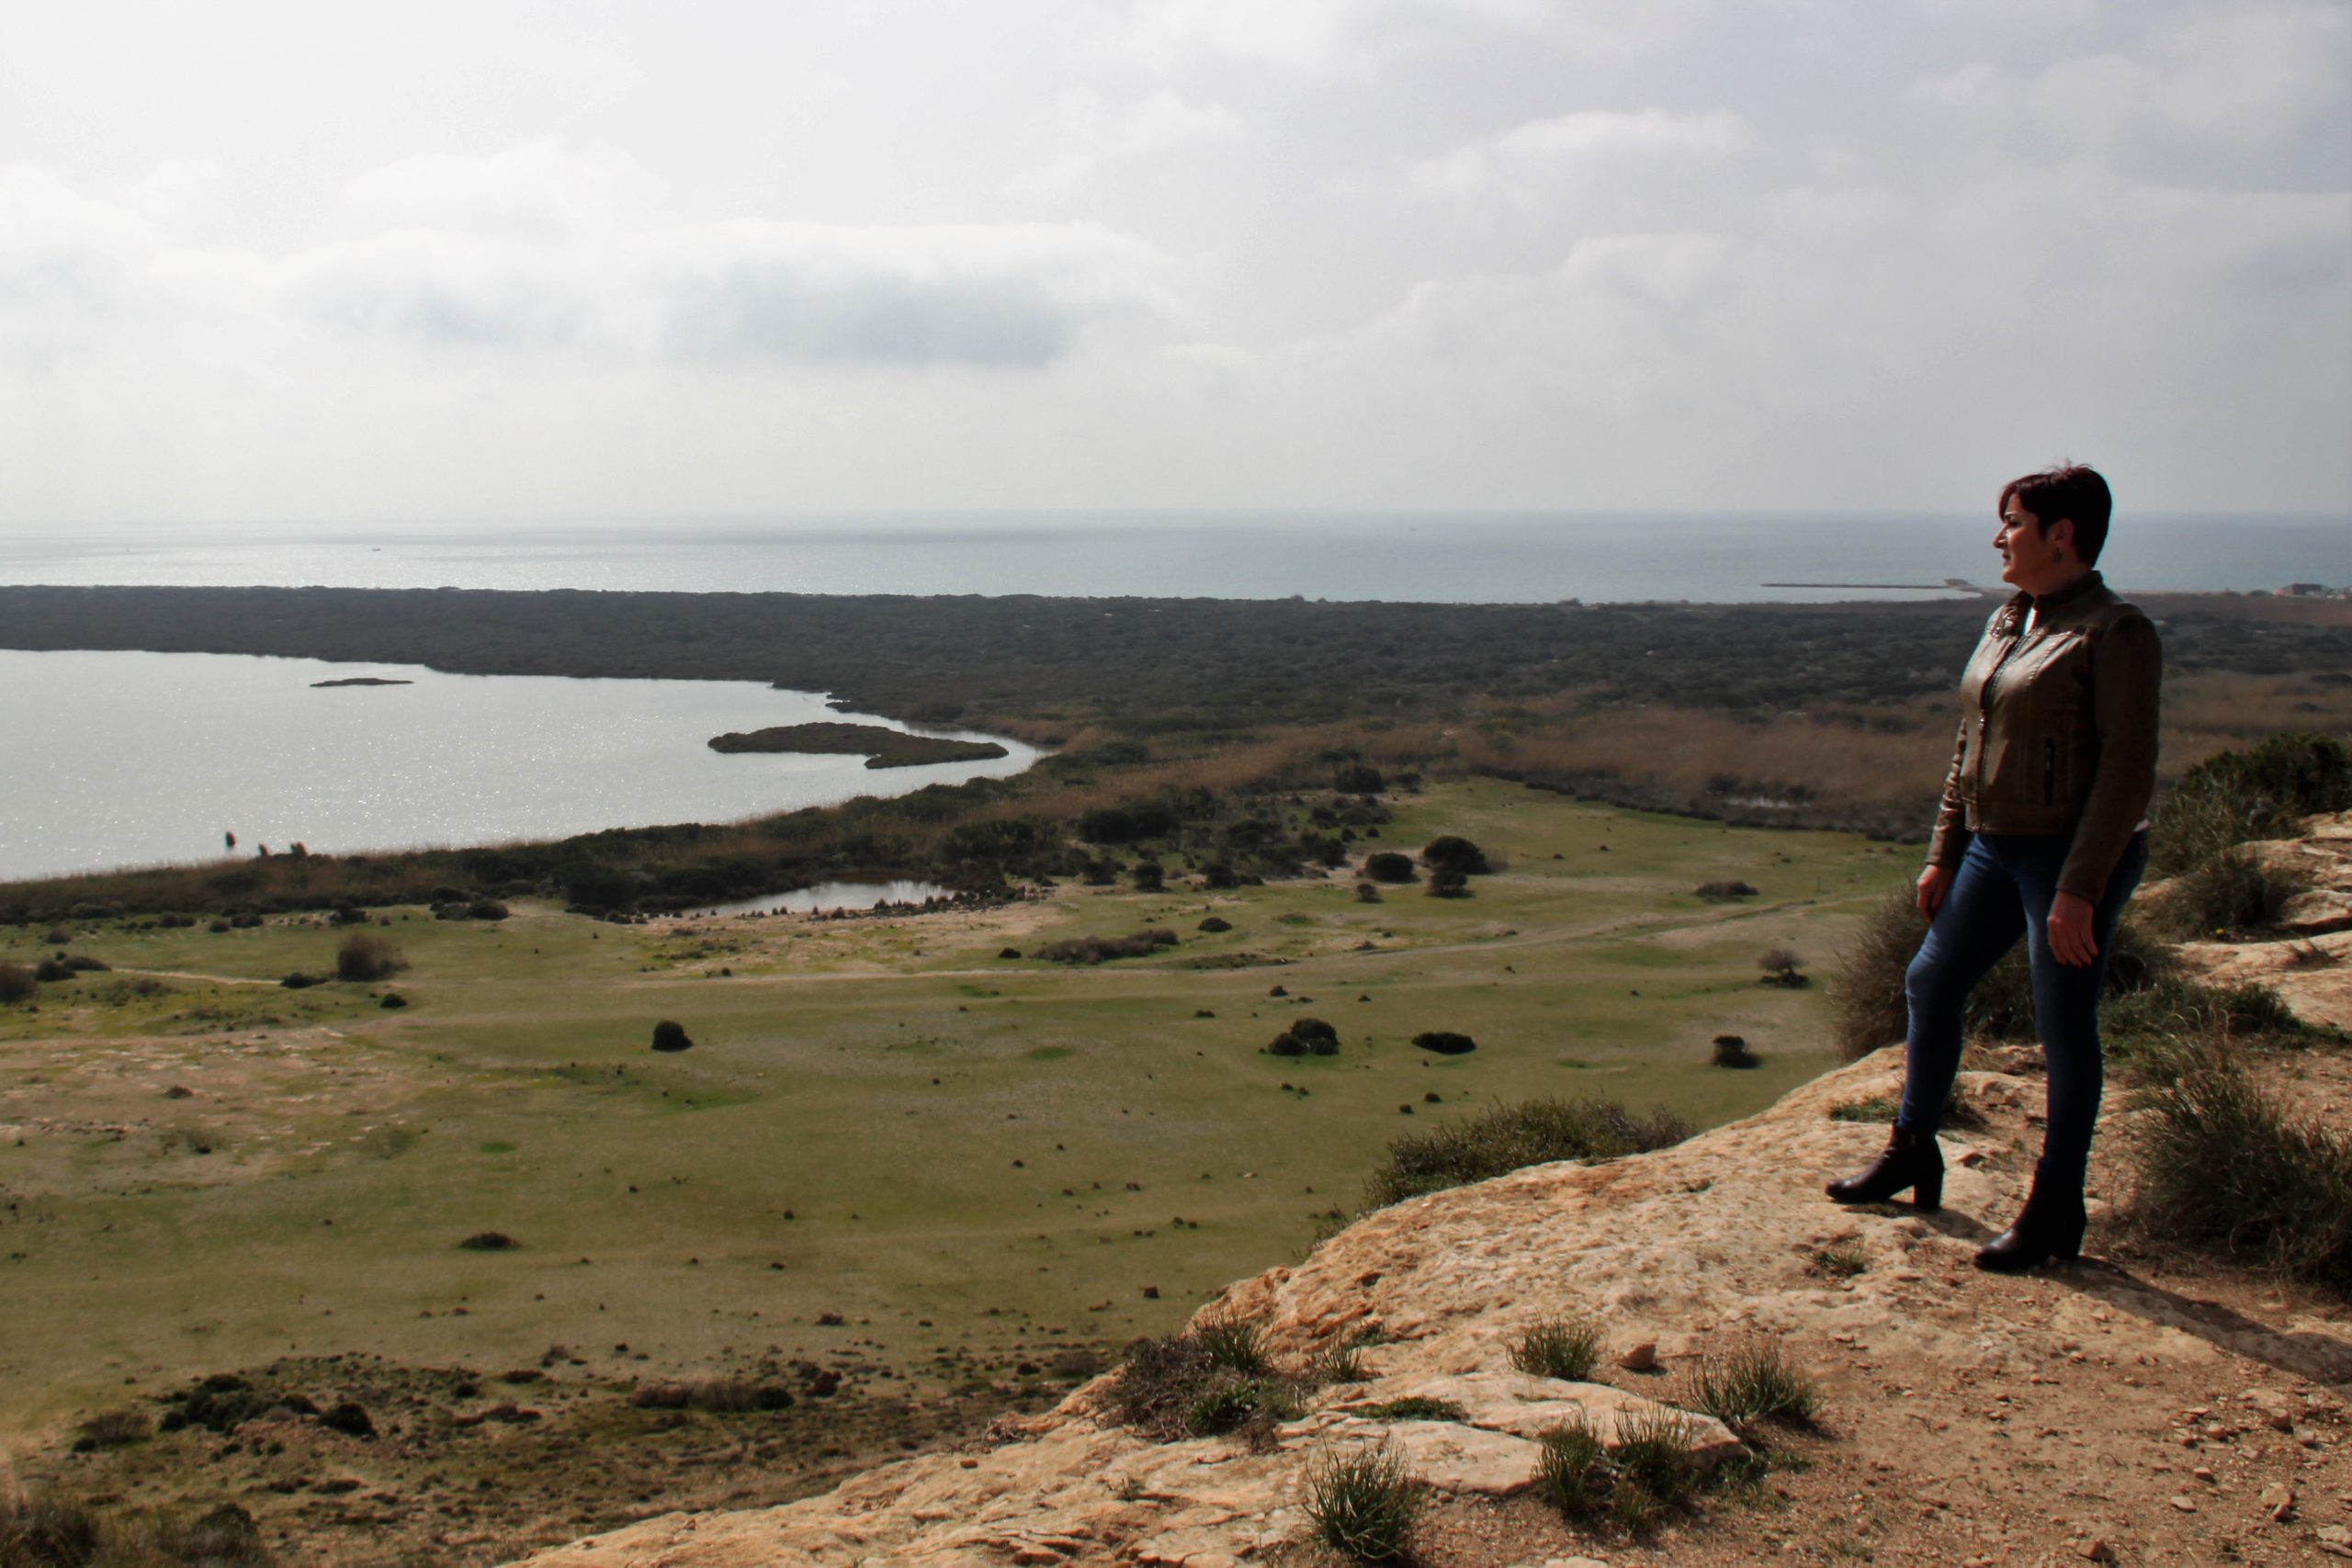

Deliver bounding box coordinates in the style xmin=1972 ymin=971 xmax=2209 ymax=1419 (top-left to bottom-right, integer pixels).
xmin=1916 ymin=864 xmax=1954 ymax=921
xmin=2047 ymin=890 xmax=2099 ymax=966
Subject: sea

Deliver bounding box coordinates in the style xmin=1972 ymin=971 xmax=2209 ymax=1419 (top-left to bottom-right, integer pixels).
xmin=2 ymin=512 xmax=2341 ymax=885
xmin=1 ymin=511 xmax=2342 ymax=603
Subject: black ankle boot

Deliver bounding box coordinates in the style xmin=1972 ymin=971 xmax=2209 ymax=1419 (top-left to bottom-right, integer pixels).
xmin=1974 ymin=1164 xmax=2086 ymax=1272
xmin=1826 ymin=1122 xmax=1943 ymax=1210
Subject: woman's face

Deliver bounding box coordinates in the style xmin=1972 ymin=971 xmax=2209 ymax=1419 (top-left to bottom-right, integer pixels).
xmin=1996 ymin=496 xmax=2073 ymax=592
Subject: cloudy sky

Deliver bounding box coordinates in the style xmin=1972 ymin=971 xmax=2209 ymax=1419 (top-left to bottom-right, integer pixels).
xmin=2 ymin=0 xmax=2346 ymax=525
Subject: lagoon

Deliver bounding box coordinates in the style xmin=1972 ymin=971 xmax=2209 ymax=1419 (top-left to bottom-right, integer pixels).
xmin=0 ymin=649 xmax=1040 ymax=885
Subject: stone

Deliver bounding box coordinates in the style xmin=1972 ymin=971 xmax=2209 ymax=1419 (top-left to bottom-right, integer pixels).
xmin=2072 ymin=1541 xmax=2117 ymax=1562
xmin=2259 ymin=1483 xmax=2295 ymax=1521
xmin=1615 ymin=1341 xmax=1658 ymax=1372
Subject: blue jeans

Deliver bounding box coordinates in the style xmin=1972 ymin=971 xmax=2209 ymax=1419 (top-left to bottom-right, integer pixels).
xmin=1898 ymin=829 xmax=2150 ymax=1190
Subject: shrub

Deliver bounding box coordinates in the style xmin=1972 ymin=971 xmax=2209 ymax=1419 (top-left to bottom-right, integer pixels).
xmin=1695 ymin=880 xmax=1758 ymax=899
xmin=1035 ymin=930 xmax=1177 ymax=964
xmin=1681 ymin=1341 xmax=1821 ymax=1432
xmin=334 ymin=932 xmax=407 ymax=983
xmin=1354 ymin=882 xmax=1383 ymax=904
xmin=1758 ymin=948 xmax=1805 ymax=987
xmin=1710 ymin=1034 xmax=1758 ymax=1068
xmin=32 ymin=960 xmax=71 ymax=983
xmin=1304 ymin=1440 xmax=1422 ymax=1562
xmin=1363 ymin=1096 xmax=1691 ymax=1209
xmin=650 ymin=1021 xmax=694 ymax=1053
xmin=1427 ymin=868 xmax=1470 ymax=897
xmin=1509 ymin=1314 xmax=1602 ymax=1382
xmin=2151 ymin=731 xmax=2352 ymax=874
xmin=1202 ymin=862 xmax=1240 ymax=889
xmin=629 ymin=1378 xmax=793 ymax=1412
xmin=330 ymin=904 xmax=369 ymax=926
xmin=1198 ymin=916 xmax=1233 ymax=933
xmin=1131 ymin=861 xmax=1167 ymax=893
xmin=459 ymin=1232 xmax=520 ymax=1251
xmin=2126 ymin=1037 xmax=2352 ymax=1292
xmin=71 ymin=1408 xmax=151 ymax=1452
xmin=469 ymin=899 xmax=509 ymax=920
xmin=1184 ymin=1376 xmax=1298 ymax=1436
xmin=1410 ymin=1031 xmax=1476 ymax=1055
xmin=1266 ymin=1032 xmax=1307 ymax=1057
xmin=1291 ymin=1018 xmax=1339 ymax=1050
xmin=379 ymin=992 xmax=408 ymax=1010
xmin=1103 ymin=1316 xmax=1291 ymax=1442
xmin=1355 ymin=1395 xmax=1466 ymax=1423
xmin=1419 ymin=836 xmax=1490 ymax=875
xmin=1363 ymin=852 xmax=1417 ymax=884
xmin=62 ymin=955 xmax=107 ymax=973
xmin=278 ymin=972 xmax=325 ymax=990
xmin=0 ymin=1490 xmax=274 ymax=1568
xmin=0 ymin=964 xmax=32 ymax=1005
xmin=1534 ymin=1416 xmax=1611 ymax=1520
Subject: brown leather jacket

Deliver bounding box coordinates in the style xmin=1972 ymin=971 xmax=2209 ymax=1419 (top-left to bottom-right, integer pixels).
xmin=1926 ymin=570 xmax=2162 ymax=902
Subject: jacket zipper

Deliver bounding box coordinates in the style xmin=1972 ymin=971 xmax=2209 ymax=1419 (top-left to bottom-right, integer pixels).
xmin=1973 ymin=610 xmax=2031 ymax=800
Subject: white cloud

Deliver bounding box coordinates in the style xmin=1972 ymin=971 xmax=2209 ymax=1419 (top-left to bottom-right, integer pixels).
xmin=0 ymin=150 xmax=1175 ymax=369
xmin=1012 ymin=90 xmax=1244 ymax=192
xmin=1407 ymin=108 xmax=1752 ymax=206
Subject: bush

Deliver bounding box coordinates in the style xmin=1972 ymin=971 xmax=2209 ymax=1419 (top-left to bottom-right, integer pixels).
xmin=1509 ymin=1314 xmax=1602 ymax=1381
xmin=1427 ymin=868 xmax=1470 ymax=897
xmin=1695 ymin=880 xmax=1758 ymax=899
xmin=629 ymin=1378 xmax=793 ymax=1412
xmin=1103 ymin=1314 xmax=1291 ymax=1442
xmin=2151 ymin=731 xmax=2352 ymax=875
xmin=1535 ymin=1408 xmax=1700 ymax=1535
xmin=62 ymin=955 xmax=107 ymax=973
xmin=1035 ymin=930 xmax=1177 ymax=964
xmin=334 ymin=932 xmax=407 ymax=983
xmin=650 ymin=1021 xmax=695 ymax=1053
xmin=1354 ymin=882 xmax=1383 ymax=904
xmin=1419 ymin=836 xmax=1490 ymax=875
xmin=1194 ymin=1312 xmax=1272 ymax=1373
xmin=1266 ymin=1032 xmax=1307 ymax=1057
xmin=1410 ymin=1031 xmax=1476 ymax=1055
xmin=278 ymin=972 xmax=325 ymax=990
xmin=1758 ymin=948 xmax=1805 ymax=987
xmin=2127 ymin=1037 xmax=2352 ymax=1293
xmin=71 ymin=1408 xmax=151 ymax=1452
xmin=1681 ymin=1341 xmax=1820 ymax=1432
xmin=1304 ymin=1441 xmax=1423 ymax=1562
xmin=1291 ymin=1018 xmax=1339 ymax=1051
xmin=1363 ymin=1096 xmax=1691 ymax=1209
xmin=1363 ymin=852 xmax=1417 ymax=884
xmin=0 ymin=964 xmax=32 ymax=1005
xmin=1710 ymin=1034 xmax=1758 ymax=1068
xmin=1198 ymin=916 xmax=1233 ymax=933
xmin=0 ymin=1490 xmax=274 ymax=1568
xmin=458 ymin=1232 xmax=520 ymax=1251
xmin=1132 ymin=862 xmax=1166 ymax=893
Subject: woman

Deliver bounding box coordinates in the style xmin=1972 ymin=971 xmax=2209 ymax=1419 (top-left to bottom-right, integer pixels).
xmin=1827 ymin=464 xmax=2161 ymax=1271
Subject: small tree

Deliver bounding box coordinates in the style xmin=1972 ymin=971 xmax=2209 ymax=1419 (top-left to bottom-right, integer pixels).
xmin=1428 ymin=868 xmax=1470 ymax=897
xmin=1363 ymin=852 xmax=1417 ymax=884
xmin=1419 ymin=836 xmax=1491 ymax=875
xmin=1132 ymin=861 xmax=1167 ymax=893
xmin=1758 ymin=949 xmax=1806 ymax=987
xmin=651 ymin=1021 xmax=695 ymax=1053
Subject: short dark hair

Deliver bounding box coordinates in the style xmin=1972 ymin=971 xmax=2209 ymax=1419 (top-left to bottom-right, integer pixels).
xmin=1999 ymin=464 xmax=2111 ymax=567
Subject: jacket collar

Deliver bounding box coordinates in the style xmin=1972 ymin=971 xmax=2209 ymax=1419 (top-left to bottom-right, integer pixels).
xmin=2001 ymin=569 xmax=2109 ymax=626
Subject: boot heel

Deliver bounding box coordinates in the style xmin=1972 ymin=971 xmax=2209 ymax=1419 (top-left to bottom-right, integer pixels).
xmin=1911 ymin=1170 xmax=1942 ymax=1212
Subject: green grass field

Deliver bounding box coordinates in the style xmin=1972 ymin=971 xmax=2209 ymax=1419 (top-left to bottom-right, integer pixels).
xmin=0 ymin=779 xmax=1910 ymax=1445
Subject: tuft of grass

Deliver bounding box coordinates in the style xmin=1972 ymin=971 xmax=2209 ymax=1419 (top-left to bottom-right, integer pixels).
xmin=1682 ymin=1342 xmax=1820 ymax=1433
xmin=1534 ymin=1409 xmax=1701 ymax=1536
xmin=2126 ymin=1035 xmax=2352 ymax=1293
xmin=1509 ymin=1314 xmax=1604 ymax=1382
xmin=1363 ymin=1096 xmax=1690 ymax=1210
xmin=70 ymin=1408 xmax=151 ymax=1452
xmin=2154 ymin=848 xmax=2308 ymax=941
xmin=1304 ymin=1441 xmax=1423 ymax=1563
xmin=1806 ymin=1243 xmax=1867 ymax=1281
xmin=1193 ymin=1312 xmax=1271 ymax=1373
xmin=1314 ymin=1343 xmax=1369 ymax=1384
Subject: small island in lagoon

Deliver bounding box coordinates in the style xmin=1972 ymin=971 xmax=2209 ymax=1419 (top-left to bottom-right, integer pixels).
xmin=707 ymin=720 xmax=1009 ymax=769
xmin=309 ymin=675 xmax=413 ymax=688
